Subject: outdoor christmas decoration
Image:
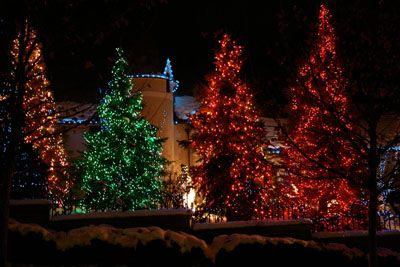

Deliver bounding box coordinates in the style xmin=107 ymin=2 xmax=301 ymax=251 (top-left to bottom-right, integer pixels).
xmin=190 ymin=34 xmax=271 ymax=221
xmin=80 ymin=48 xmax=165 ymax=212
xmin=286 ymin=4 xmax=361 ymax=216
xmin=10 ymin=22 xmax=70 ymax=203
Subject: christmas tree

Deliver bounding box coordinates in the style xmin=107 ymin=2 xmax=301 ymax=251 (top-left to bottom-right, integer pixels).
xmin=10 ymin=22 xmax=70 ymax=203
xmin=190 ymin=34 xmax=271 ymax=221
xmin=286 ymin=4 xmax=361 ymax=216
xmin=80 ymin=48 xmax=165 ymax=212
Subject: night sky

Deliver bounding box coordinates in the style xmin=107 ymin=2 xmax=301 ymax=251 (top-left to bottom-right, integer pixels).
xmin=3 ymin=0 xmax=400 ymax=115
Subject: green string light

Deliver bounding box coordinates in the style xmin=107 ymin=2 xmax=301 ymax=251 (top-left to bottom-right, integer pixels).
xmin=79 ymin=48 xmax=166 ymax=212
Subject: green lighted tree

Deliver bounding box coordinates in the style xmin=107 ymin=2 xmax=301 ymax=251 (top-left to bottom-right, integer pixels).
xmin=80 ymin=48 xmax=165 ymax=212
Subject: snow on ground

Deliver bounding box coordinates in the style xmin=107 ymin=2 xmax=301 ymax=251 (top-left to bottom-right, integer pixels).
xmin=9 ymin=220 xmax=207 ymax=255
xmin=323 ymin=242 xmax=365 ymax=259
xmin=205 ymin=234 xmax=312 ymax=259
xmin=56 ymin=225 xmax=208 ymax=254
xmin=203 ymin=233 xmax=369 ymax=262
xmin=8 ymin=219 xmax=53 ymax=242
xmin=378 ymin=247 xmax=400 ymax=258
xmin=8 ymin=220 xmax=400 ymax=265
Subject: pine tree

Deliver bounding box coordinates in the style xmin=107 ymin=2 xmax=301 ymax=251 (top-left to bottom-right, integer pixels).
xmin=10 ymin=22 xmax=70 ymax=203
xmin=190 ymin=34 xmax=271 ymax=221
xmin=286 ymin=4 xmax=362 ymax=216
xmin=80 ymin=48 xmax=165 ymax=212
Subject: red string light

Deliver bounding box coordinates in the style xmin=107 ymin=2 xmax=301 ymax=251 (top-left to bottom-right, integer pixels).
xmin=12 ymin=23 xmax=71 ymax=205
xmin=190 ymin=34 xmax=272 ymax=220
xmin=286 ymin=4 xmax=364 ymax=217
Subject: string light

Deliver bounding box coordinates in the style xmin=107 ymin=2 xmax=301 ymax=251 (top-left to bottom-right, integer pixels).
xmin=158 ymin=109 xmax=168 ymax=133
xmin=11 ymin=22 xmax=71 ymax=205
xmin=190 ymin=34 xmax=272 ymax=221
xmin=163 ymin=58 xmax=174 ymax=79
xmin=79 ymin=48 xmax=166 ymax=212
xmin=286 ymin=4 xmax=364 ymax=217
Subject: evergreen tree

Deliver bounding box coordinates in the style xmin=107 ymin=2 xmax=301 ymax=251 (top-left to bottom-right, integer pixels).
xmin=190 ymin=34 xmax=271 ymax=221
xmin=286 ymin=4 xmax=362 ymax=216
xmin=80 ymin=48 xmax=165 ymax=212
xmin=9 ymin=22 xmax=69 ymax=203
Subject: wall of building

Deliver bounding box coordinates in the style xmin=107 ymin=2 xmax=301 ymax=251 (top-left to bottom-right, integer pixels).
xmin=132 ymin=77 xmax=176 ymax=176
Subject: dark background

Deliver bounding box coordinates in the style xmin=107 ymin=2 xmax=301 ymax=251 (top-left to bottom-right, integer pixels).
xmin=2 ymin=0 xmax=400 ymax=116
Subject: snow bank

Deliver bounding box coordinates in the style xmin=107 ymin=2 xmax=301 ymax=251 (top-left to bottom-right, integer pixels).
xmin=207 ymin=234 xmax=324 ymax=261
xmin=8 ymin=220 xmax=400 ymax=266
xmin=378 ymin=247 xmax=400 ymax=258
xmin=8 ymin=219 xmax=53 ymax=242
xmin=56 ymin=225 xmax=208 ymax=255
xmin=323 ymin=242 xmax=365 ymax=259
xmin=9 ymin=220 xmax=206 ymax=255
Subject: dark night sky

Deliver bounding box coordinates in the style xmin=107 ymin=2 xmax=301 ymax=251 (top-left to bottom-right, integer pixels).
xmin=3 ymin=0 xmax=400 ymax=115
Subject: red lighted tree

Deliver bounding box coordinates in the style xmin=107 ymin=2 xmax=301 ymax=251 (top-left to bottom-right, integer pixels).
xmin=190 ymin=34 xmax=271 ymax=221
xmin=11 ymin=22 xmax=71 ymax=205
xmin=286 ymin=4 xmax=364 ymax=216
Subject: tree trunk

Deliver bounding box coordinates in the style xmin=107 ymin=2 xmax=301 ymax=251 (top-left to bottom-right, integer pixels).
xmin=368 ymin=175 xmax=378 ymax=267
xmin=368 ymin=124 xmax=379 ymax=267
